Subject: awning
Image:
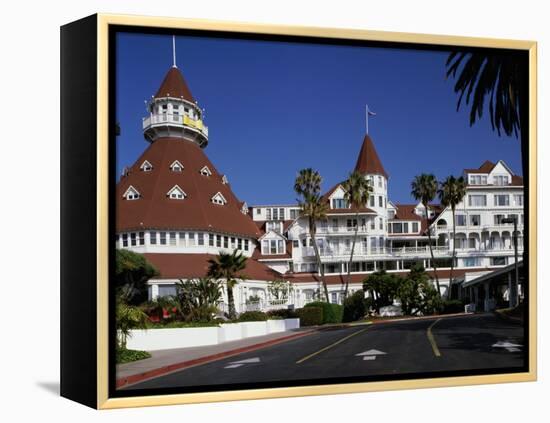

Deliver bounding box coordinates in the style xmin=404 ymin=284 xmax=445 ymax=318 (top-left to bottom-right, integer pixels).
xmin=462 ymin=261 xmax=523 ymax=288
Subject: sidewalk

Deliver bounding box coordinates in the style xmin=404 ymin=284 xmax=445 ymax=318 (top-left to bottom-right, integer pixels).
xmin=117 ymin=327 xmax=315 ymax=388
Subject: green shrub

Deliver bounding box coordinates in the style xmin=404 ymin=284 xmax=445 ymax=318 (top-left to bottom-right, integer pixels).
xmin=267 ymin=308 xmax=298 ymax=319
xmin=296 ymin=307 xmax=323 ymax=326
xmin=305 ymin=301 xmax=343 ymax=324
xmin=116 ymin=348 xmax=151 ymax=364
xmin=441 ymin=300 xmax=464 ymax=314
xmin=237 ymin=311 xmax=269 ymax=322
xmin=343 ymin=291 xmax=367 ymax=322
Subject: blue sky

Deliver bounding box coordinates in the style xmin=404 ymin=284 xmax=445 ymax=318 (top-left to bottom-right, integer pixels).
xmin=116 ymin=32 xmax=522 ymax=205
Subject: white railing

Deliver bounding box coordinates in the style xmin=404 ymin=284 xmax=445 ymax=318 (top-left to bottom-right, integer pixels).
xmin=317 ymin=226 xmax=370 ymax=234
xmin=143 ymin=113 xmax=209 ymax=137
xmin=243 ymin=299 xmax=290 ymax=312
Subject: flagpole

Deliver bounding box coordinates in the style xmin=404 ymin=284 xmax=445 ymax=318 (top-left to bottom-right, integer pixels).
xmin=172 ymin=35 xmax=177 ymax=68
xmin=366 ymin=105 xmax=369 ymax=134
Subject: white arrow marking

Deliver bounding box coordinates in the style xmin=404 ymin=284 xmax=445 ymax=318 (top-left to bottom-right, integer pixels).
xmin=356 ymin=349 xmax=387 ymax=356
xmin=492 ymin=341 xmax=522 ymax=352
xmin=224 ymin=357 xmax=260 ymax=369
xmin=363 ymin=356 xmax=377 ymax=361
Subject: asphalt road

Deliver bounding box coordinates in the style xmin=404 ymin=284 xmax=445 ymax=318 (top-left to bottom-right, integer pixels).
xmin=123 ymin=313 xmax=525 ymax=391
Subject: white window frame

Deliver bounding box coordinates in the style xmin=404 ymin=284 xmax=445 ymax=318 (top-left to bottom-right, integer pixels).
xmin=166 ymin=185 xmax=187 ymax=200
xmin=123 ymin=185 xmax=141 ymax=200
xmin=211 ymin=192 xmax=227 ymax=205
xmin=169 ymin=160 xmax=184 ymax=172
xmin=140 ymin=160 xmax=153 ymax=172
xmin=200 ymin=165 xmax=212 ymax=177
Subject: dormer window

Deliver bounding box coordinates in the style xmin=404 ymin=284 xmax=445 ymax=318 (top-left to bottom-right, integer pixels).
xmin=170 ymin=160 xmax=184 ymax=172
xmin=240 ymin=202 xmax=248 ymax=214
xmin=140 ymin=160 xmax=153 ymax=172
xmin=211 ymin=192 xmax=227 ymax=205
xmin=493 ymin=175 xmax=509 ymax=186
xmin=469 ymin=175 xmax=488 ymax=185
xmin=222 ymin=175 xmax=229 ymax=185
xmin=123 ymin=186 xmax=141 ymax=200
xmin=167 ymin=185 xmax=187 ymax=200
xmin=200 ymin=166 xmax=212 ymax=177
xmin=331 ymin=198 xmax=349 ymax=209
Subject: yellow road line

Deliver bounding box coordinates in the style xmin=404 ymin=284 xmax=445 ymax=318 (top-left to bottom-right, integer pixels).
xmin=427 ymin=319 xmax=442 ymax=357
xmin=296 ymin=328 xmax=369 ymax=364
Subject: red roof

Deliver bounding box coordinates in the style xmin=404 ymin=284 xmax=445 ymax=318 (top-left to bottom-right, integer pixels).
xmin=143 ymin=253 xmax=282 ymax=281
xmin=154 ymin=67 xmax=195 ymax=102
xmin=116 ymin=137 xmax=261 ymax=237
xmin=464 ymin=160 xmax=496 ymax=174
xmin=354 ymin=134 xmax=388 ymax=178
xmin=392 ymin=204 xmax=423 ymax=221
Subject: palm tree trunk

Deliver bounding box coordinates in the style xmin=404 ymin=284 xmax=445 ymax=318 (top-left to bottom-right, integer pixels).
xmin=227 ymin=285 xmax=236 ymax=319
xmin=345 ymin=212 xmax=360 ymax=299
xmin=424 ymin=203 xmax=441 ymax=295
xmin=310 ymin=221 xmax=329 ymax=302
xmin=449 ymin=207 xmax=456 ymax=299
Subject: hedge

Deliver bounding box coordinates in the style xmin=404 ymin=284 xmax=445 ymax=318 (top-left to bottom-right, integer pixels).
xmin=296 ymin=307 xmax=323 ymax=326
xmin=266 ymin=308 xmax=298 ymax=319
xmin=440 ymin=300 xmax=465 ymax=315
xmin=305 ymin=301 xmax=343 ymax=324
xmin=237 ymin=311 xmax=269 ymax=322
xmin=342 ymin=291 xmax=367 ymax=322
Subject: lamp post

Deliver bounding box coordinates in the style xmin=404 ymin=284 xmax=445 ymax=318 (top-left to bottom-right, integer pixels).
xmin=501 ymin=216 xmax=519 ymax=307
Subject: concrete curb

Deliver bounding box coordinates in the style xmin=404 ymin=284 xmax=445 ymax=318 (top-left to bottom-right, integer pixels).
xmin=117 ymin=329 xmax=316 ymax=389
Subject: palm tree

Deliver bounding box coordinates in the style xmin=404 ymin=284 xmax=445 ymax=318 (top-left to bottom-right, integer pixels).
xmin=207 ymin=250 xmax=247 ymax=319
xmin=411 ymin=173 xmax=441 ymax=296
xmin=294 ymin=168 xmax=329 ymax=302
xmin=446 ymin=52 xmax=528 ymax=175
xmin=342 ymin=170 xmax=372 ymax=298
xmin=438 ymin=176 xmax=467 ymax=298
xmin=115 ymin=298 xmax=149 ymax=349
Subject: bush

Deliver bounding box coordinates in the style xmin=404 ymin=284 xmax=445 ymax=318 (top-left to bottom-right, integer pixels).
xmin=441 ymin=300 xmax=464 ymax=314
xmin=305 ymin=301 xmax=343 ymax=324
xmin=343 ymin=291 xmax=367 ymax=322
xmin=237 ymin=311 xmax=269 ymax=322
xmin=296 ymin=307 xmax=323 ymax=326
xmin=266 ymin=308 xmax=298 ymax=319
xmin=116 ymin=348 xmax=151 ymax=364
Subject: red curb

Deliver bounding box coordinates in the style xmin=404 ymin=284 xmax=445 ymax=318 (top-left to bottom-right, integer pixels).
xmin=116 ymin=330 xmax=315 ymax=389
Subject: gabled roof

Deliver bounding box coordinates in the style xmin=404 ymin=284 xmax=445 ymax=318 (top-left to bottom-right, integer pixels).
xmin=144 ymin=253 xmax=282 ymax=281
xmin=154 ymin=67 xmax=195 ymax=102
xmin=354 ymin=134 xmax=388 ymax=178
xmin=464 ymin=160 xmax=496 ymax=174
xmin=116 ymin=137 xmax=260 ymax=237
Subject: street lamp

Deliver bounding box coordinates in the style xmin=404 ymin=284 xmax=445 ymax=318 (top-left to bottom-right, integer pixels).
xmin=501 ymin=216 xmax=519 ymax=307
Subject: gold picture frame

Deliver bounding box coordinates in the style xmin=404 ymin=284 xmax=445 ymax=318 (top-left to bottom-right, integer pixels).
xmin=61 ymin=13 xmax=537 ymax=409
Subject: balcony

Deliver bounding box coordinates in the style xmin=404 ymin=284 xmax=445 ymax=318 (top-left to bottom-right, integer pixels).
xmin=303 ymin=245 xmax=450 ymax=259
xmin=316 ymin=225 xmax=370 ymax=235
xmin=143 ymin=113 xmax=209 ymax=137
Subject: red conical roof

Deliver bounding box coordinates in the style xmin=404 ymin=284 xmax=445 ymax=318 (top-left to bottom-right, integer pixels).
xmin=116 ymin=137 xmax=260 ymax=238
xmin=354 ymin=134 xmax=388 ymax=178
xmin=154 ymin=67 xmax=195 ymax=102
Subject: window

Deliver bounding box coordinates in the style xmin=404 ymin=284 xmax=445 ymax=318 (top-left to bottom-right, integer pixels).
xmin=290 ymin=209 xmax=299 ymax=219
xmin=256 ymin=208 xmax=261 ymax=215
xmin=211 ymin=192 xmax=227 ymax=205
xmin=198 ymin=233 xmax=204 ymax=246
xmin=468 ymin=237 xmax=476 ymax=249
xmin=266 ymin=221 xmax=282 ymax=233
xmin=130 ymin=233 xmax=137 ymax=246
xmin=140 ymin=160 xmax=153 ymax=172
xmin=208 ymin=234 xmax=214 ymax=247
xmin=244 ymin=240 xmax=249 ymax=251
xmin=272 ymin=208 xmax=278 ymax=220
xmin=412 ymin=222 xmax=419 ymax=232
xmin=507 ymin=214 xmax=519 ymax=223
xmin=463 ymin=258 xmax=480 ymax=267
xmin=494 ymin=194 xmax=510 ymax=206
xmin=123 ymin=186 xmax=140 ymax=200
xmin=470 ymin=215 xmax=481 ymax=226
xmin=514 ymin=194 xmax=524 ymax=206
xmin=266 ymin=208 xmax=271 ymax=220
xmin=392 ymin=222 xmax=403 ymax=233
xmin=223 ymin=236 xmax=228 ymax=248
xmin=169 ymin=232 xmax=177 ymax=246
xmin=378 ymin=196 xmax=383 ymax=207
xmin=494 ymin=214 xmax=506 ymax=225
xmin=279 ymin=208 xmax=285 ymax=220
xmin=378 ymin=176 xmax=382 ymax=188
xmin=331 ymin=292 xmax=338 ymax=304
xmin=469 ymin=175 xmax=488 ymax=185
xmin=160 ymin=232 xmax=167 ymax=245
xmin=216 ymin=235 xmax=221 ymax=247
xmin=468 ymin=194 xmax=487 ymax=207
xmin=150 ymin=231 xmax=157 ymax=245
xmin=200 ymin=166 xmax=212 ymax=177
xmin=491 ymin=257 xmax=507 ymax=266
xmin=231 ymin=237 xmax=236 ymax=248
xmin=122 ymin=233 xmax=128 ymax=247
xmin=189 ymin=233 xmax=196 ymax=246
xmin=369 ymin=196 xmax=375 ymax=207
xmin=221 ymin=175 xmax=229 ymax=185
xmin=169 ymin=160 xmax=184 ymax=172
xmin=493 ymin=175 xmax=509 ymax=186
xmin=138 ymin=232 xmax=145 ymax=245
xmin=403 ymin=222 xmax=408 ymax=232
xmin=237 ymin=239 xmax=242 ymax=250
xmin=293 ymin=240 xmax=300 ymax=248
xmin=331 ymin=198 xmax=348 ymax=209
xmin=455 ymin=215 xmax=467 ymax=226
xmin=167 ymin=185 xmax=186 ymax=199
xmin=347 ymin=219 xmax=357 ymax=229
xmin=370 ymin=218 xmax=375 ymax=230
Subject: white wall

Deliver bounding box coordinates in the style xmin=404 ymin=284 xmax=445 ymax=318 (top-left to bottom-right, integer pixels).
xmin=6 ymin=1 xmax=548 ymax=422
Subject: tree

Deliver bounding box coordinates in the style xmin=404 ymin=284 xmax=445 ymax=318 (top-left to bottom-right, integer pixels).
xmin=116 ymin=297 xmax=149 ymax=349
xmin=362 ymin=270 xmax=401 ymax=313
xmin=438 ymin=175 xmax=467 ymax=297
xmin=174 ymin=277 xmax=223 ymax=321
xmin=207 ymin=250 xmax=248 ymax=319
xmin=411 ymin=173 xmax=441 ymax=296
xmin=446 ymin=52 xmax=528 ymax=177
xmin=294 ymin=168 xmax=330 ymax=302
xmin=397 ymin=264 xmax=441 ymax=316
xmin=115 ymin=249 xmax=159 ymax=305
xmin=342 ymin=170 xmax=373 ymax=299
